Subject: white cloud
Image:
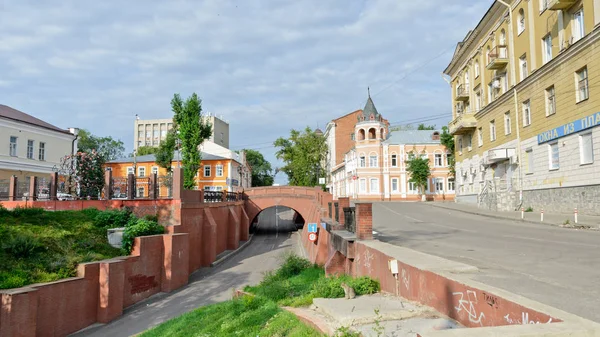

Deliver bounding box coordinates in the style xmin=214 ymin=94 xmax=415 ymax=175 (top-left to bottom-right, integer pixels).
xmin=0 ymin=0 xmax=493 ymax=183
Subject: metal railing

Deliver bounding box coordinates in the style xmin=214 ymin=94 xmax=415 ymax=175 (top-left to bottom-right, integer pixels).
xmin=0 ymin=179 xmax=9 ymax=200
xmin=204 ymin=191 xmax=223 ymax=203
xmin=16 ymin=179 xmax=28 ymax=199
xmin=158 ymin=175 xmax=173 ymax=198
xmin=111 ymin=177 xmax=128 ymax=199
xmin=225 ymin=192 xmax=241 ymax=202
xmin=134 ymin=177 xmax=151 ymax=199
xmin=343 ymin=207 xmax=356 ymax=233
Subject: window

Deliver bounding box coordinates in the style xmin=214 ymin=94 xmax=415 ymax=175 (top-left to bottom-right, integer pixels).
xmin=161 ymin=130 xmax=167 ymax=138
xmin=466 ymin=134 xmax=472 ymax=150
xmin=204 ymin=165 xmax=211 ymax=177
xmin=137 ymin=187 xmax=144 ymax=198
xmin=369 ymin=179 xmax=379 ymax=193
xmin=9 ymin=136 xmax=17 ymax=156
xmin=504 ymin=112 xmax=511 ymax=135
xmin=151 ymin=166 xmax=159 ymax=175
xmin=572 ymin=9 xmax=584 ymax=42
xmin=204 ymin=186 xmax=212 ymax=191
xmin=359 ymin=156 xmax=366 ymax=168
xmin=435 ymin=178 xmax=444 ymax=192
xmin=434 ymin=153 xmax=443 ymax=167
xmin=407 ymin=152 xmax=415 ymax=160
xmin=519 ymin=54 xmax=527 ymax=81
xmin=487 ymin=82 xmax=493 ymax=103
xmin=391 ymin=178 xmax=399 ymax=192
xmin=146 ymin=130 xmax=151 ymax=138
xmin=369 ymin=155 xmax=378 ymax=167
xmin=215 ymin=186 xmax=223 ymax=192
xmin=518 ymin=9 xmax=526 ymax=34
xmin=391 ymin=154 xmax=398 ymax=167
xmin=580 ymin=133 xmax=594 ymax=164
xmin=448 ymin=179 xmax=455 ymax=192
xmin=408 ymin=182 xmax=417 ymax=194
xmin=153 ymin=129 xmax=159 ymax=138
xmin=542 ymin=34 xmax=552 ymax=64
xmin=38 ymin=142 xmax=46 ymax=160
xmin=420 ymin=152 xmax=428 ymax=160
xmin=549 ymin=142 xmax=560 ymax=170
xmin=525 ymin=148 xmax=534 ymax=174
xmin=576 ymin=67 xmax=589 ymax=102
xmin=478 ymin=127 xmax=483 ymax=147
xmin=138 ymin=131 xmax=143 ymax=138
xmin=522 ymin=100 xmax=531 ymax=127
xmin=127 ymin=167 xmax=134 ymax=175
xmin=458 ymin=137 xmax=463 ymax=153
xmin=216 ymin=165 xmax=224 ymax=177
xmin=27 ymin=140 xmax=34 ymax=159
xmin=138 ymin=167 xmax=145 ymax=177
xmin=545 ymin=86 xmax=556 ymax=116
xmin=474 ymin=60 xmax=480 ymax=78
xmin=489 ymin=120 xmax=496 ymax=141
xmin=475 ymin=90 xmax=482 ymax=111
xmin=220 ymin=132 xmax=224 ymax=144
xmin=359 ymin=179 xmax=367 ymax=193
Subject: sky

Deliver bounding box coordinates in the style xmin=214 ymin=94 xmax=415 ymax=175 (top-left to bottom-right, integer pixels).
xmin=0 ymin=0 xmax=493 ymax=184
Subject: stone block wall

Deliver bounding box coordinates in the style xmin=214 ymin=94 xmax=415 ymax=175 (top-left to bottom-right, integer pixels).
xmin=522 ymin=184 xmax=600 ymax=215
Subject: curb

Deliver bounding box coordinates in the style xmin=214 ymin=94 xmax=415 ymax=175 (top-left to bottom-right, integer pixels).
xmin=282 ymin=307 xmax=340 ymax=336
xmin=210 ymin=234 xmax=254 ymax=268
xmin=427 ymin=203 xmax=597 ymax=229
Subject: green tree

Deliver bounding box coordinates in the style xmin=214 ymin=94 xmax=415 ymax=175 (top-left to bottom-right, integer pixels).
xmin=274 ymin=127 xmax=327 ymax=187
xmin=171 ymin=93 xmax=212 ymax=189
xmin=243 ymin=149 xmax=274 ymax=186
xmin=417 ymin=123 xmax=436 ymax=130
xmin=135 ymin=146 xmax=159 ymax=156
xmin=59 ymin=150 xmax=105 ymax=198
xmin=406 ymin=153 xmax=431 ymax=200
xmin=155 ymin=129 xmax=177 ymax=173
xmin=77 ymin=129 xmax=125 ymax=162
xmin=440 ymin=126 xmax=455 ymax=177
xmin=389 ymin=124 xmax=414 ymax=132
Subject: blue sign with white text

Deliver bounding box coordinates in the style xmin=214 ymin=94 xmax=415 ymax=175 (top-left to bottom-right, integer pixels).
xmin=308 ymin=223 xmax=318 ymax=233
xmin=538 ymin=111 xmax=600 ymax=144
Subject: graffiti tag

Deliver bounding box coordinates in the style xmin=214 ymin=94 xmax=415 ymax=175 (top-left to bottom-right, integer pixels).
xmin=401 ymin=268 xmax=410 ymax=290
xmin=482 ymin=292 xmax=498 ymax=308
xmin=504 ymin=312 xmax=553 ymax=325
xmin=453 ymin=290 xmax=485 ymax=326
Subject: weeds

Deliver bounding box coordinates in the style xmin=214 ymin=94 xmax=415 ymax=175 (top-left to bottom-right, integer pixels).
xmin=525 ymin=207 xmax=534 ymax=212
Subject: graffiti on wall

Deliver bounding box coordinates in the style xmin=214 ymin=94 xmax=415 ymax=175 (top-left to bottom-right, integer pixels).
xmin=453 ymin=290 xmax=485 ymax=326
xmin=401 ymin=268 xmax=410 ymax=290
xmin=362 ymin=249 xmax=374 ymax=274
xmin=504 ymin=312 xmax=553 ymax=325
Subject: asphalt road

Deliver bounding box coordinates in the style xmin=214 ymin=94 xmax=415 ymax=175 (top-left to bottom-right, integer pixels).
xmin=72 ymin=228 xmax=301 ymax=337
xmin=372 ymin=202 xmax=600 ymax=322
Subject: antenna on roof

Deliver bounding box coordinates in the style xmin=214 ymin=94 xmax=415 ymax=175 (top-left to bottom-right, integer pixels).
xmin=367 ymin=87 xmax=371 ymax=98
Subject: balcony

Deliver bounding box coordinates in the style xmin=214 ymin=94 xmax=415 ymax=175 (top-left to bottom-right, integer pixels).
xmin=483 ymin=148 xmax=516 ymax=164
xmin=456 ymin=83 xmax=470 ymax=102
xmin=548 ymin=0 xmax=576 ymax=10
xmin=486 ymin=45 xmax=508 ymax=70
xmin=448 ymin=112 xmax=477 ymax=135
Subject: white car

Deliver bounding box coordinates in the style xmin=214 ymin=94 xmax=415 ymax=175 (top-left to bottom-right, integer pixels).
xmin=57 ymin=193 xmax=75 ymax=201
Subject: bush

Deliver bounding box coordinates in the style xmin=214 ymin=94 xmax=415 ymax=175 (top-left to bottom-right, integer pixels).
xmin=122 ymin=218 xmax=165 ymax=253
xmin=276 ymin=254 xmax=312 ymax=279
xmin=3 ymin=234 xmax=42 ymax=258
xmin=93 ymin=209 xmax=133 ymax=229
xmin=10 ymin=207 xmax=45 ymax=217
xmin=81 ymin=207 xmax=100 ymax=218
xmin=349 ymin=276 xmax=380 ymax=295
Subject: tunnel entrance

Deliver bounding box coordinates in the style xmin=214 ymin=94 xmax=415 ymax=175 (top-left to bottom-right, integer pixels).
xmin=250 ymin=206 xmax=305 ymax=235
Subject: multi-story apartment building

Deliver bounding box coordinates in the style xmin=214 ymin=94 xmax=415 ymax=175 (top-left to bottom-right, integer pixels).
xmin=324 ymin=109 xmax=363 ymax=191
xmin=444 ymin=0 xmax=600 ymax=214
xmin=328 ymin=95 xmax=454 ymax=201
xmin=133 ymin=113 xmax=230 ymax=150
xmin=0 ymin=104 xmax=78 ymax=181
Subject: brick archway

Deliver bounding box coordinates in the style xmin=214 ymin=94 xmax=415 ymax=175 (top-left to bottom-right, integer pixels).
xmin=244 ymin=186 xmax=329 ymax=231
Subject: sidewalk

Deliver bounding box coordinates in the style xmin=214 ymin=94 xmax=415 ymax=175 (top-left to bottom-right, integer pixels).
xmin=428 ymin=201 xmax=600 ymax=229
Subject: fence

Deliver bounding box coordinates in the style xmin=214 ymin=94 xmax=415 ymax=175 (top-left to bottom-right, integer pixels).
xmin=111 ymin=177 xmax=128 ymax=199
xmin=135 ymin=177 xmax=152 ymax=199
xmin=35 ymin=178 xmax=51 ymax=200
xmin=0 ymin=179 xmax=9 ymax=200
xmin=204 ymin=191 xmax=223 ymax=203
xmin=343 ymin=207 xmax=356 ymax=233
xmin=158 ymin=175 xmax=173 ymax=198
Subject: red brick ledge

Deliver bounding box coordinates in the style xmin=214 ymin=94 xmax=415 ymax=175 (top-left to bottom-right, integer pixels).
xmin=282 ymin=306 xmax=341 ymax=336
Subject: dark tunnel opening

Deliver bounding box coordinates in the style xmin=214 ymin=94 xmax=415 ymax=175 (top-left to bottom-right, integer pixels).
xmin=250 ymin=206 xmax=305 ymax=235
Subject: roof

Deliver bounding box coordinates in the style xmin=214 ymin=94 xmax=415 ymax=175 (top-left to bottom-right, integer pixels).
xmin=384 ymin=130 xmax=441 ymax=145
xmin=361 ymin=95 xmax=380 ymax=120
xmin=108 ymin=150 xmax=228 ymax=163
xmin=0 ymin=104 xmax=73 ymax=135
xmin=332 ymin=109 xmax=362 ymax=122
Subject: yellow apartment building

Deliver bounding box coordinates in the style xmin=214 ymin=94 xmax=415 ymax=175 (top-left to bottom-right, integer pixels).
xmin=444 ymin=0 xmax=600 ymax=214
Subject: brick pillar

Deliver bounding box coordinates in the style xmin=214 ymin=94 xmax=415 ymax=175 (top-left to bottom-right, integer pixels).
xmin=149 ymin=173 xmax=157 ymax=200
xmin=97 ymin=260 xmax=125 ymax=323
xmin=172 ymin=167 xmax=184 ymax=200
xmin=29 ymin=176 xmax=38 ymax=201
xmin=337 ymin=197 xmax=350 ymax=226
xmin=355 ymin=202 xmax=373 ymax=240
xmin=104 ymin=169 xmax=113 ymax=200
xmin=8 ymin=175 xmax=17 ymax=201
xmin=0 ymin=289 xmax=38 ymax=337
xmin=49 ymin=172 xmax=58 ymax=200
xmin=127 ymin=173 xmax=135 ymax=200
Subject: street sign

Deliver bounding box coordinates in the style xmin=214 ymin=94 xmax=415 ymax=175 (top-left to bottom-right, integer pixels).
xmin=308 ymin=233 xmax=317 ymax=242
xmin=320 ymin=222 xmax=327 ymax=230
xmin=318 ymin=178 xmax=325 ymax=184
xmin=307 ymin=223 xmax=318 ymax=233
xmin=352 ymin=175 xmax=357 ymax=180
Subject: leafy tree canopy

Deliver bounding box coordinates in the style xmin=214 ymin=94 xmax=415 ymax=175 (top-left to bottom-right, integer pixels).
xmin=417 ymin=123 xmax=436 ymax=130
xmin=135 ymin=146 xmax=159 ymax=156
xmin=77 ymin=129 xmax=125 ymax=162
xmin=243 ymin=149 xmax=274 ymax=187
xmin=406 ymin=156 xmax=431 ymax=196
xmin=274 ymin=127 xmax=327 ymax=187
xmin=155 ymin=129 xmax=177 ymax=173
xmin=440 ymin=126 xmax=455 ymax=177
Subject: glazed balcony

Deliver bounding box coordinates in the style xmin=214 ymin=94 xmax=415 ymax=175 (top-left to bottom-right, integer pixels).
xmin=456 ymin=84 xmax=470 ymax=102
xmin=449 ymin=111 xmax=477 ymax=136
xmin=548 ymin=0 xmax=576 ymax=10
xmin=486 ymin=45 xmax=508 ymax=70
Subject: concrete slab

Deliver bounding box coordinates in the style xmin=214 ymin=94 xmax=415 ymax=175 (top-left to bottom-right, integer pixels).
xmin=361 ymin=240 xmax=479 ymax=274
xmin=418 ymin=322 xmax=600 ymax=337
xmin=312 ymin=294 xmax=433 ymax=326
xmin=358 ymin=317 xmax=462 ymax=337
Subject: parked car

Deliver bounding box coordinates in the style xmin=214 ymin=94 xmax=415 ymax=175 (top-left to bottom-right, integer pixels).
xmin=113 ymin=193 xmax=128 ymax=199
xmin=57 ymin=193 xmax=75 ymax=201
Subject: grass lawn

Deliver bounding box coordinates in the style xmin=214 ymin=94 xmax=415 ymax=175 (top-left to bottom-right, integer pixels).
xmin=140 ymin=254 xmax=379 ymax=337
xmin=0 ymin=207 xmax=125 ymax=289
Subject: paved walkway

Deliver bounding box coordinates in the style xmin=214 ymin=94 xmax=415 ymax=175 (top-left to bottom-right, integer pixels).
xmin=429 ymin=201 xmax=600 ymax=229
